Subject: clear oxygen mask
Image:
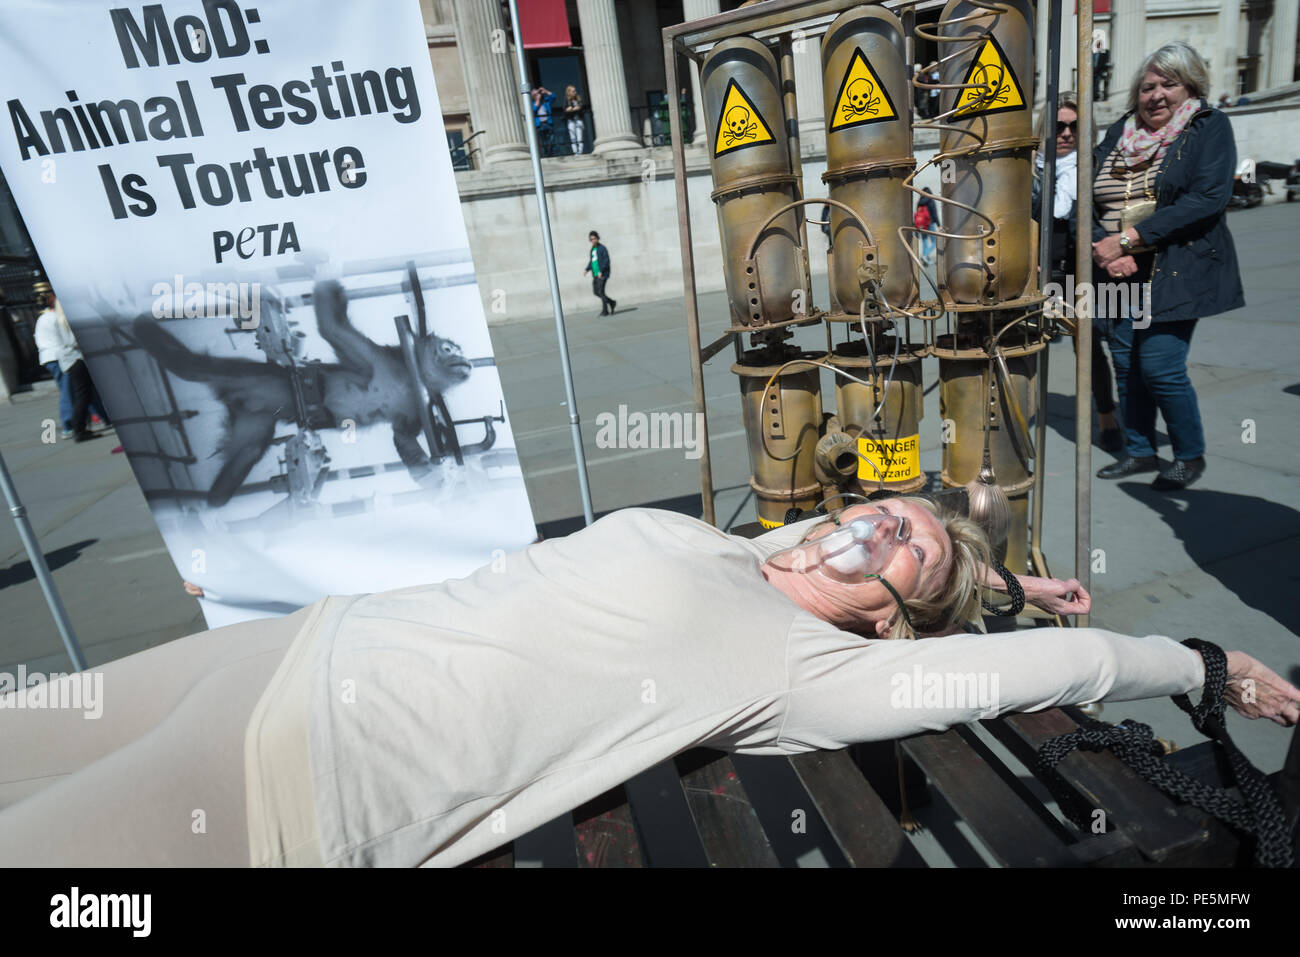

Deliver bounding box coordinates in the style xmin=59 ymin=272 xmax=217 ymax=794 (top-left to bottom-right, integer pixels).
xmin=763 ymin=512 xmax=912 ymax=584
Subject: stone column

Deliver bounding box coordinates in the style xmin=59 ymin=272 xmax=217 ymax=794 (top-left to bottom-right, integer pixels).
xmin=1268 ymin=0 xmax=1299 ymax=87
xmin=793 ymin=32 xmax=825 ymax=154
xmin=576 ymin=0 xmax=642 ymax=152
xmin=1219 ymin=0 xmax=1241 ymax=98
xmin=1108 ymin=0 xmax=1146 ymax=105
xmin=682 ymin=0 xmax=720 ymax=144
xmin=1061 ymin=11 xmax=1077 ymax=95
xmin=450 ymin=0 xmax=529 ymax=163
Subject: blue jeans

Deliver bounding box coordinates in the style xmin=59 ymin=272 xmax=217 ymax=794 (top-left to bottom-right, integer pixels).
xmin=45 ymin=361 xmax=73 ymax=428
xmin=920 ymin=230 xmax=936 ymax=261
xmin=1105 ymin=317 xmax=1205 ymax=460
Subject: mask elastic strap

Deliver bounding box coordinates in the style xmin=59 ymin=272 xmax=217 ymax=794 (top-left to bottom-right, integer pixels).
xmin=865 ymin=573 xmax=915 ymax=638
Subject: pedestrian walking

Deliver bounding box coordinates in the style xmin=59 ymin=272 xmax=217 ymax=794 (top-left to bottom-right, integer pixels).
xmin=915 ymin=191 xmax=939 ymax=265
xmin=31 ymin=282 xmax=104 ymax=443
xmin=1090 ymin=41 xmax=1240 ymax=491
xmin=583 ymin=231 xmax=616 ymax=317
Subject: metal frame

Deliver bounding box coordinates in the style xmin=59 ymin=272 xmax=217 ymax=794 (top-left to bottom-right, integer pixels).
xmin=665 ymin=0 xmax=1094 ymax=607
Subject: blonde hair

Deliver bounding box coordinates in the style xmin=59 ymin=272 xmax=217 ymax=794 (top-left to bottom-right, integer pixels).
xmin=878 ymin=496 xmax=992 ymax=640
xmin=1127 ymin=41 xmax=1210 ymax=112
xmin=1035 ymin=90 xmax=1094 ymax=146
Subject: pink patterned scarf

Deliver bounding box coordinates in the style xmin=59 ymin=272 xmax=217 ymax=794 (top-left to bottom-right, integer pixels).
xmin=1116 ymin=97 xmax=1200 ymax=168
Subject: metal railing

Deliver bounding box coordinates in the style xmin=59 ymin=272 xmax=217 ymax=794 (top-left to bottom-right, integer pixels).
xmin=631 ymin=103 xmax=696 ymax=147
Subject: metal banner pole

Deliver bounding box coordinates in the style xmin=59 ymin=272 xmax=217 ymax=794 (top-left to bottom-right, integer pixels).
xmin=1075 ymin=0 xmax=1095 ymax=625
xmin=1030 ymin=0 xmax=1063 ymax=579
xmin=506 ymin=0 xmax=595 ymax=526
xmin=0 ymin=449 xmax=87 ymax=671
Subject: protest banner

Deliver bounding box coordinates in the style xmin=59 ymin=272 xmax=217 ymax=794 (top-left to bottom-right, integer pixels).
xmin=0 ymin=0 xmax=537 ymax=627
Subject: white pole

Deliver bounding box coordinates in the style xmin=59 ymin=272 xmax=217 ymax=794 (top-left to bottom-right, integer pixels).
xmin=506 ymin=0 xmax=596 ymax=526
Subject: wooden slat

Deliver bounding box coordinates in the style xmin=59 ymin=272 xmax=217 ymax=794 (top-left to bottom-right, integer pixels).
xmin=901 ymin=729 xmax=1079 ymax=867
xmin=674 ymin=749 xmax=779 ymax=867
xmin=787 ymin=750 xmax=926 ymax=867
xmin=986 ymin=709 xmax=1217 ymax=864
xmin=571 ymin=785 xmax=645 ymax=868
xmin=1066 ymin=828 xmax=1143 ymax=866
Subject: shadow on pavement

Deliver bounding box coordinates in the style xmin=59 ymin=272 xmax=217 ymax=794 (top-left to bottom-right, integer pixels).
xmin=1117 ymin=482 xmax=1300 ymax=638
xmin=0 ymin=539 xmax=98 ymax=591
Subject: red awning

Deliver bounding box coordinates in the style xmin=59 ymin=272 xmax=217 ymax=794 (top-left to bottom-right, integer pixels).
xmin=519 ymin=0 xmax=572 ymax=49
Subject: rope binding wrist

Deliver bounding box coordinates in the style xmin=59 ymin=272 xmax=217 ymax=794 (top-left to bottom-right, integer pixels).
xmin=980 ymin=560 xmax=1025 ymax=616
xmin=1172 ymin=637 xmax=1228 ymax=735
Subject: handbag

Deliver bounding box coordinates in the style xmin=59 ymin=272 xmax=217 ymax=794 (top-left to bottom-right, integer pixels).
xmin=1118 ymin=158 xmax=1157 ymax=251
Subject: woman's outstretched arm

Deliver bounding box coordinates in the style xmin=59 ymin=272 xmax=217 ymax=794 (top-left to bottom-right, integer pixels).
xmin=779 ymin=625 xmax=1299 ymax=752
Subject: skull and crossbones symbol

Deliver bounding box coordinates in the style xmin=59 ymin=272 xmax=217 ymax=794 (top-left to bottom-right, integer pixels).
xmin=970 ymin=63 xmax=1009 ymax=107
xmin=722 ymin=105 xmax=759 ymax=145
xmin=841 ymin=77 xmax=881 ymax=120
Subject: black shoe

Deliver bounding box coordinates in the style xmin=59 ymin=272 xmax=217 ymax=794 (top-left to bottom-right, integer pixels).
xmin=1098 ymin=427 xmax=1123 ymax=454
xmin=598 ymin=309 xmax=608 ymax=317
xmin=73 ymin=431 xmax=101 ymax=443
xmin=1152 ymin=456 xmax=1206 ymax=491
xmin=1096 ymin=455 xmax=1158 ymax=479
xmin=609 ymin=300 xmax=617 ymax=313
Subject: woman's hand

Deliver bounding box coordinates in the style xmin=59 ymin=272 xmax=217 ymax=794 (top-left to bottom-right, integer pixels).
xmin=1219 ymin=651 xmax=1300 ymax=726
xmin=1106 ymin=254 xmax=1138 ymax=278
xmin=1020 ymin=576 xmax=1090 ymax=616
xmin=1092 ymin=233 xmax=1125 ymax=267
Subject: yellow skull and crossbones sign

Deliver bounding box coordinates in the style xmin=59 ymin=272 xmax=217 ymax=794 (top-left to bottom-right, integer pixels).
xmin=970 ymin=63 xmax=1009 ymax=107
xmin=722 ymin=105 xmax=759 ymax=146
xmin=841 ymin=77 xmax=881 ymax=120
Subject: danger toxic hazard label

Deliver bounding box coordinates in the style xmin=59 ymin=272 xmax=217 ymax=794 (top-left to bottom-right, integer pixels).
xmin=713 ymin=78 xmax=777 ymax=156
xmin=828 ymin=48 xmax=898 ymax=131
xmin=857 ymin=434 xmax=921 ymax=483
xmin=952 ymin=35 xmax=1026 ymax=118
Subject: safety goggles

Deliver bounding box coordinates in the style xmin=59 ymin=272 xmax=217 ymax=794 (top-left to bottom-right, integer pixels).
xmin=764 ymin=511 xmax=912 ymax=585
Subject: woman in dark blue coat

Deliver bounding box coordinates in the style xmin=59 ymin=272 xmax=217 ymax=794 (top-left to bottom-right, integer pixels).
xmin=1088 ymin=41 xmax=1243 ymax=490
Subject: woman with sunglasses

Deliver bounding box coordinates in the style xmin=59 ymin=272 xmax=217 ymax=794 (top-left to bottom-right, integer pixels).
xmin=1090 ymin=42 xmax=1243 ymax=490
xmin=1037 ymin=94 xmax=1122 ymax=453
xmin=2 ymin=503 xmax=1295 ymax=867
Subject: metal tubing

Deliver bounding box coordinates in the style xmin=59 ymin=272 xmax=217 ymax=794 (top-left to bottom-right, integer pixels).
xmin=666 ymin=35 xmax=717 ymax=526
xmin=1030 ymin=0 xmax=1062 ymax=571
xmin=1074 ymin=0 xmax=1094 ymax=622
xmin=0 ymin=450 xmax=86 ymax=671
xmin=507 ymin=0 xmax=594 ymax=526
xmin=778 ymin=36 xmax=813 ymax=309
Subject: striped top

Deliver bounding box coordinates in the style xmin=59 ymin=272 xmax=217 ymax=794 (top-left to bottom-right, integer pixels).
xmin=1094 ymin=151 xmax=1158 ymax=238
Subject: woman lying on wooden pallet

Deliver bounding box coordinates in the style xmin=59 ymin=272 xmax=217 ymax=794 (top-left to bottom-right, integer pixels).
xmin=1 ymin=499 xmax=1296 ymax=866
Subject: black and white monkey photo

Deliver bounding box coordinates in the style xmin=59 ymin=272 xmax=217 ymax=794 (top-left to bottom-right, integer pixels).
xmin=131 ymin=278 xmax=473 ymax=507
